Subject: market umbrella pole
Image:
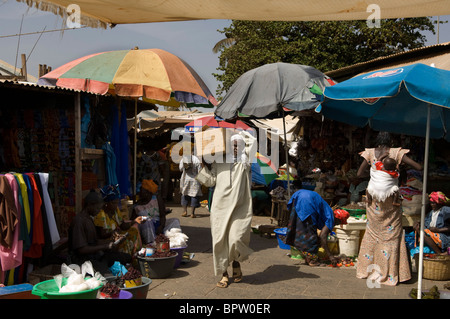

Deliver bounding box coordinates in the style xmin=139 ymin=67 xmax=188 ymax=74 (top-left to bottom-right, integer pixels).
xmin=417 ymin=104 xmax=431 ymax=299
xmin=134 ymin=98 xmax=137 ymax=199
xmin=282 ymin=107 xmax=291 ymax=198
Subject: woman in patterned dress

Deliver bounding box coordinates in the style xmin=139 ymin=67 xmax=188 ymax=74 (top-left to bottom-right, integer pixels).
xmin=356 ymin=132 xmax=422 ymax=286
xmin=94 ymin=185 xmax=144 ymax=259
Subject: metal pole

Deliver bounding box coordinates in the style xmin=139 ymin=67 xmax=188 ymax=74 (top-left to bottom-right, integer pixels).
xmin=134 ymin=98 xmax=137 ymax=199
xmin=417 ymin=104 xmax=431 ymax=299
xmin=282 ymin=108 xmax=291 ymax=199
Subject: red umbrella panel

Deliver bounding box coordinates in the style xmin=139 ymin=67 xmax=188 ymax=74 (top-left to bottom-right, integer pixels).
xmin=185 ymin=116 xmax=250 ymax=132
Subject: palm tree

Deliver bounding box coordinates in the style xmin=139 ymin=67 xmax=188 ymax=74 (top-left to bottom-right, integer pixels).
xmin=212 ymin=38 xmax=235 ymax=53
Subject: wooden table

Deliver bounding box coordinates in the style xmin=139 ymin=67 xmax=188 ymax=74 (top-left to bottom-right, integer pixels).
xmin=270 ymin=197 xmax=289 ymax=227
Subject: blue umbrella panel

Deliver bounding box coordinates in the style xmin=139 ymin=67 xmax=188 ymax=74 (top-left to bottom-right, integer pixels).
xmin=320 ymin=63 xmax=450 ymax=141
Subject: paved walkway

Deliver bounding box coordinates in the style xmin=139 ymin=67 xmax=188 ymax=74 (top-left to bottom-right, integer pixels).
xmin=144 ymin=203 xmax=446 ymax=301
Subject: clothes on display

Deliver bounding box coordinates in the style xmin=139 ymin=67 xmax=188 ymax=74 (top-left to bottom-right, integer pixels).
xmin=0 ymin=172 xmax=60 ymax=286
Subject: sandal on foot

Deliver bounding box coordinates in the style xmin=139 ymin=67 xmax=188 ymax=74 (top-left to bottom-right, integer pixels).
xmin=181 ymin=212 xmax=189 ymax=217
xmin=232 ymin=267 xmax=242 ymax=283
xmin=190 ymin=214 xmax=196 ymax=218
xmin=216 ymin=276 xmax=229 ymax=288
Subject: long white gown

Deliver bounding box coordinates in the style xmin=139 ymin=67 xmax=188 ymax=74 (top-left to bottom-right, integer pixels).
xmin=197 ymin=133 xmax=255 ymax=276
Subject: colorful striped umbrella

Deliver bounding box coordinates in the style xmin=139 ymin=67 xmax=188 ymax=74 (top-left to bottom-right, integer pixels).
xmin=37 ymin=48 xmax=218 ymax=107
xmin=251 ymin=152 xmax=279 ymax=185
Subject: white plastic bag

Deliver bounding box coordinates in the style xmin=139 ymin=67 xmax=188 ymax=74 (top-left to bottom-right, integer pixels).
xmin=56 ymin=261 xmax=103 ymax=292
xmin=165 ymin=228 xmax=189 ymax=248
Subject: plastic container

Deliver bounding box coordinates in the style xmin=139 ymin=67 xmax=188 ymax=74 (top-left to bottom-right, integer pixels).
xmin=120 ymin=276 xmax=152 ymax=299
xmin=335 ymin=228 xmax=360 ymax=256
xmin=342 ymin=207 xmax=366 ymax=219
xmin=137 ymin=252 xmax=178 ymax=279
xmin=171 ymin=246 xmax=187 ymax=268
xmin=274 ymin=228 xmax=290 ymax=250
xmin=32 ymin=277 xmax=103 ymax=299
xmin=290 ymin=246 xmax=304 ymax=260
xmin=99 ymin=290 xmax=133 ymax=299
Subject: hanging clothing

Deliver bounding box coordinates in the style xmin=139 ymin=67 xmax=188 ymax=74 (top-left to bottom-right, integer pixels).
xmin=0 ymin=174 xmax=23 ymax=274
xmin=38 ymin=173 xmax=60 ymax=245
xmin=110 ymin=102 xmax=131 ymax=196
xmin=102 ymin=143 xmax=119 ymax=186
xmin=0 ymin=175 xmax=18 ymax=249
xmin=22 ymin=173 xmax=45 ymax=259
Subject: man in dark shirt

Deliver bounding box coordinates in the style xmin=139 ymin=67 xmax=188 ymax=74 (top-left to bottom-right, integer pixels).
xmin=69 ymin=190 xmax=131 ymax=274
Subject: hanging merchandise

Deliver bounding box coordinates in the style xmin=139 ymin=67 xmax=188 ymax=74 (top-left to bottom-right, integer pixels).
xmin=81 ymin=96 xmax=95 ymax=149
xmin=0 ymin=171 xmax=61 ymax=286
xmin=110 ymin=102 xmax=130 ymax=196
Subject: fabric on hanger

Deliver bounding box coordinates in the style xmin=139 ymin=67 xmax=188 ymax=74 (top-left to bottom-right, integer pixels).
xmin=0 ymin=174 xmax=23 ymax=273
xmin=13 ymin=174 xmax=31 ymax=237
xmin=23 ymin=173 xmax=44 ymax=259
xmin=22 ymin=174 xmax=34 ymax=246
xmin=0 ymin=175 xmax=18 ymax=249
xmin=33 ymin=173 xmax=53 ymax=265
xmin=11 ymin=174 xmax=29 ymax=249
xmin=38 ymin=173 xmax=60 ymax=245
xmin=102 ymin=142 xmax=119 ymax=186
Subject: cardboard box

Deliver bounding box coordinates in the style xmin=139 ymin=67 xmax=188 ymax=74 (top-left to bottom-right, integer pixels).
xmin=194 ymin=126 xmax=229 ymax=161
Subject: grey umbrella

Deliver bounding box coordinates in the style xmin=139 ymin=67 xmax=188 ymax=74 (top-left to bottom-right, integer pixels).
xmin=215 ymin=62 xmax=335 ymax=197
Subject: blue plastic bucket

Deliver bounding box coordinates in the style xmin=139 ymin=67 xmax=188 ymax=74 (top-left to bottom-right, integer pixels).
xmin=274 ymin=228 xmax=290 ymax=250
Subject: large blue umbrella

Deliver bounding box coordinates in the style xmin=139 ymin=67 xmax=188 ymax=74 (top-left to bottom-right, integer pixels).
xmin=319 ymin=63 xmax=450 ymax=299
xmin=319 ymin=63 xmax=450 ymax=140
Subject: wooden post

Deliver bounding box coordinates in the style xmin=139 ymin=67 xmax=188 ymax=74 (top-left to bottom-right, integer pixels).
xmin=74 ymin=92 xmax=82 ymax=214
xmin=21 ymin=54 xmax=27 ymax=81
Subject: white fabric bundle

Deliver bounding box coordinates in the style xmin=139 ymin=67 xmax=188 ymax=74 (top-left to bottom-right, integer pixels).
xmin=165 ymin=228 xmax=189 ymax=248
xmin=366 ymin=167 xmax=399 ymax=202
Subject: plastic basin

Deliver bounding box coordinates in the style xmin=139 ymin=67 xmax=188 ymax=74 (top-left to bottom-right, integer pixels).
xmin=32 ymin=277 xmax=103 ymax=299
xmin=171 ymin=247 xmax=187 ymax=268
xmin=138 ymin=252 xmax=178 ymax=279
xmin=342 ymin=207 xmax=366 ymax=218
xmin=120 ymin=277 xmax=152 ymax=299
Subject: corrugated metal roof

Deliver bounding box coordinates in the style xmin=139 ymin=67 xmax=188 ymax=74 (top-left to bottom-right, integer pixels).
xmin=0 ymin=79 xmax=100 ymax=95
xmin=0 ymin=59 xmax=39 ymax=83
xmin=326 ymin=41 xmax=450 ymax=82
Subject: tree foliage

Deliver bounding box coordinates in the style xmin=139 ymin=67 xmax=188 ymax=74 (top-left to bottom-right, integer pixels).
xmin=213 ymin=18 xmax=436 ymax=97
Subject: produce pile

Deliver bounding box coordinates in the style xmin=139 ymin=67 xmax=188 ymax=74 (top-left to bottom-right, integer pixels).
xmin=99 ymin=282 xmax=120 ymax=298
xmin=122 ymin=267 xmax=142 ymax=281
xmin=409 ymin=285 xmax=440 ymax=299
xmin=152 ymin=234 xmax=176 ymax=257
xmin=328 ymin=255 xmax=355 ymax=268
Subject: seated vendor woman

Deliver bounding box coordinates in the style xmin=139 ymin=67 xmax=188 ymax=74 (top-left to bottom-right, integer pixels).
xmin=413 ymin=191 xmax=450 ymax=255
xmin=285 ymin=187 xmax=349 ymax=266
xmin=69 ymin=190 xmax=131 ymax=274
xmin=132 ymin=179 xmax=181 ymax=245
xmin=94 ymin=184 xmax=144 ymax=258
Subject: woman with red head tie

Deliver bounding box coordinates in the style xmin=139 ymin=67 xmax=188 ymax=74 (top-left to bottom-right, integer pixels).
xmin=413 ymin=191 xmax=450 ymax=255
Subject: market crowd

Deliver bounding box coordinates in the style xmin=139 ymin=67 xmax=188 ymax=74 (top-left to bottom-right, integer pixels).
xmin=66 ymin=130 xmax=449 ymax=288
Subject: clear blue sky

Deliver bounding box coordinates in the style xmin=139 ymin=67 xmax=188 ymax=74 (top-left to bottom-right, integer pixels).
xmin=1 ymin=0 xmax=449 ymax=100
